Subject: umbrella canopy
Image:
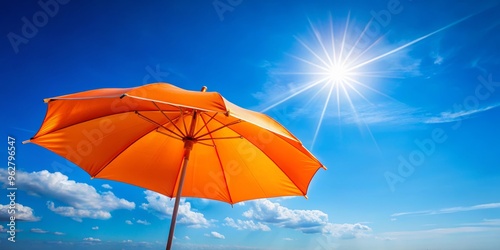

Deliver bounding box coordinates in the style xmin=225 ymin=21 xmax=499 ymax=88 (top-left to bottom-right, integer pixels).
xmin=26 ymin=83 xmax=326 ymax=249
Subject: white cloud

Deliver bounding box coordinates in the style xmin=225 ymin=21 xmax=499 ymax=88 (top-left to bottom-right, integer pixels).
xmin=47 ymin=202 xmax=112 ymax=222
xmin=54 ymin=232 xmax=65 ymax=235
xmin=392 ymin=202 xmax=500 ymax=217
xmin=92 ymin=226 xmax=99 ymax=230
xmin=0 ymin=169 xmax=135 ymax=221
xmin=184 ymin=236 xmax=190 ymax=240
xmin=83 ymin=237 xmax=101 ymax=242
xmin=283 ymin=237 xmax=293 ymax=241
xmin=433 ymin=55 xmax=444 ymax=65
xmin=207 ymin=231 xmax=225 ymax=239
xmin=223 ymin=217 xmax=270 ymax=231
xmin=322 ymin=223 xmax=372 ymax=239
xmin=136 ymin=219 xmax=151 ymax=225
xmin=243 ymin=199 xmax=327 ymax=233
xmin=125 ymin=220 xmax=133 ymax=225
xmin=0 ymin=203 xmax=40 ymax=221
xmin=30 ymin=228 xmax=49 ymax=234
xmin=141 ymin=190 xmax=209 ymax=228
xmin=101 ymin=184 xmax=112 ymax=189
xmin=242 ymin=199 xmax=370 ymax=239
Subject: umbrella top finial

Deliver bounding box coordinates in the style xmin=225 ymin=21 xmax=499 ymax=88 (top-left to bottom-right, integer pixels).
xmin=201 ymin=86 xmax=207 ymax=92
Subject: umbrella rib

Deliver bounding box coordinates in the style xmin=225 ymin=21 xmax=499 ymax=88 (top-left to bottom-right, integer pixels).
xmin=123 ymin=94 xmax=219 ymax=114
xmin=194 ymin=120 xmax=242 ymax=140
xmin=248 ymin=137 xmax=307 ymax=197
xmin=225 ymin=125 xmax=307 ymax=197
xmin=135 ymin=111 xmax=184 ymax=140
xmin=156 ymin=129 xmax=184 ymax=141
xmin=152 ymin=101 xmax=186 ymax=137
xmin=91 ymin=123 xmax=159 ymax=178
xmin=197 ymin=136 xmax=243 ymax=141
xmin=197 ymin=116 xmax=269 ymax=200
xmin=200 ymin=114 xmax=234 ymax=204
xmin=30 ymin=110 xmax=137 ymax=141
xmin=179 ymin=107 xmax=189 ymax=136
xmin=196 ymin=141 xmax=216 ymax=147
xmin=193 ymin=112 xmax=218 ymax=137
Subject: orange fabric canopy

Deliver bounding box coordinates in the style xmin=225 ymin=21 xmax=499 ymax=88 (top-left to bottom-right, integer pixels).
xmin=29 ymin=83 xmax=325 ymax=204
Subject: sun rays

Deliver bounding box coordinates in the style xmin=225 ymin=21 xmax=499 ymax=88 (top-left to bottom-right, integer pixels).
xmin=261 ymin=13 xmax=474 ymax=150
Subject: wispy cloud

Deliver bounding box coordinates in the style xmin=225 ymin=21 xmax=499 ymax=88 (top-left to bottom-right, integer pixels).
xmin=256 ymin=88 xmax=499 ymax=128
xmin=30 ymin=228 xmax=65 ymax=236
xmin=35 ymin=239 xmax=160 ymax=249
xmin=30 ymin=228 xmax=49 ymax=234
xmin=31 ymin=229 xmax=65 ymax=236
xmin=380 ymin=226 xmax=500 ymax=240
xmin=340 ymin=103 xmax=425 ymax=126
xmin=337 ymin=102 xmax=500 ymax=127
xmin=136 ymin=219 xmax=151 ymax=225
xmin=462 ymin=219 xmax=500 ymax=226
xmin=83 ymin=237 xmax=101 ymax=242
xmin=254 ymin=59 xmax=499 ymax=128
xmin=174 ymin=243 xmax=271 ymax=250
xmin=11 ymin=127 xmax=36 ymax=133
xmin=391 ymin=202 xmax=500 ymax=217
xmin=425 ymin=103 xmax=500 ymax=124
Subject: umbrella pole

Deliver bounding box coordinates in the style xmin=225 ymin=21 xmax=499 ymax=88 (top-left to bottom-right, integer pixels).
xmin=166 ymin=86 xmax=207 ymax=250
xmin=166 ymin=140 xmax=193 ymax=250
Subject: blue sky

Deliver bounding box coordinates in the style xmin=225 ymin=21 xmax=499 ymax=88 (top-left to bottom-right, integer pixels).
xmin=1 ymin=0 xmax=500 ymax=249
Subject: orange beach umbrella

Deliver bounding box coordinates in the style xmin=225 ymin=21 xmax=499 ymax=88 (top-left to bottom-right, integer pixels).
xmin=25 ymin=83 xmax=326 ymax=249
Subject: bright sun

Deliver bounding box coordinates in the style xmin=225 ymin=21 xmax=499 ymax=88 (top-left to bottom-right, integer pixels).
xmin=261 ymin=13 xmax=472 ymax=150
xmin=327 ymin=64 xmax=350 ymax=83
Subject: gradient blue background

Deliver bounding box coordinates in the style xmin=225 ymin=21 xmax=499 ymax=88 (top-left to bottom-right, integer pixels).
xmin=1 ymin=1 xmax=499 ymax=249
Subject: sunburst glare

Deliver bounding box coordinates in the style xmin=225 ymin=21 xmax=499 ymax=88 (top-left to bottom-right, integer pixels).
xmin=261 ymin=13 xmax=473 ymax=150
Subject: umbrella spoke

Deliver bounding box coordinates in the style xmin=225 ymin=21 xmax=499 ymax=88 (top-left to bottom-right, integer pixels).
xmin=179 ymin=107 xmax=189 ymax=136
xmin=197 ymin=136 xmax=243 ymax=141
xmin=194 ymin=120 xmax=242 ymax=140
xmin=193 ymin=112 xmax=218 ymax=137
xmin=155 ymin=129 xmax=184 ymax=141
xmin=152 ymin=101 xmax=186 ymax=137
xmin=196 ymin=141 xmax=216 ymax=147
xmin=135 ymin=111 xmax=184 ymax=139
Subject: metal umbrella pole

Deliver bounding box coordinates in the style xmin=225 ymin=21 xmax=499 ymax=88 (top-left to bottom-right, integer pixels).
xmin=166 ymin=86 xmax=206 ymax=250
